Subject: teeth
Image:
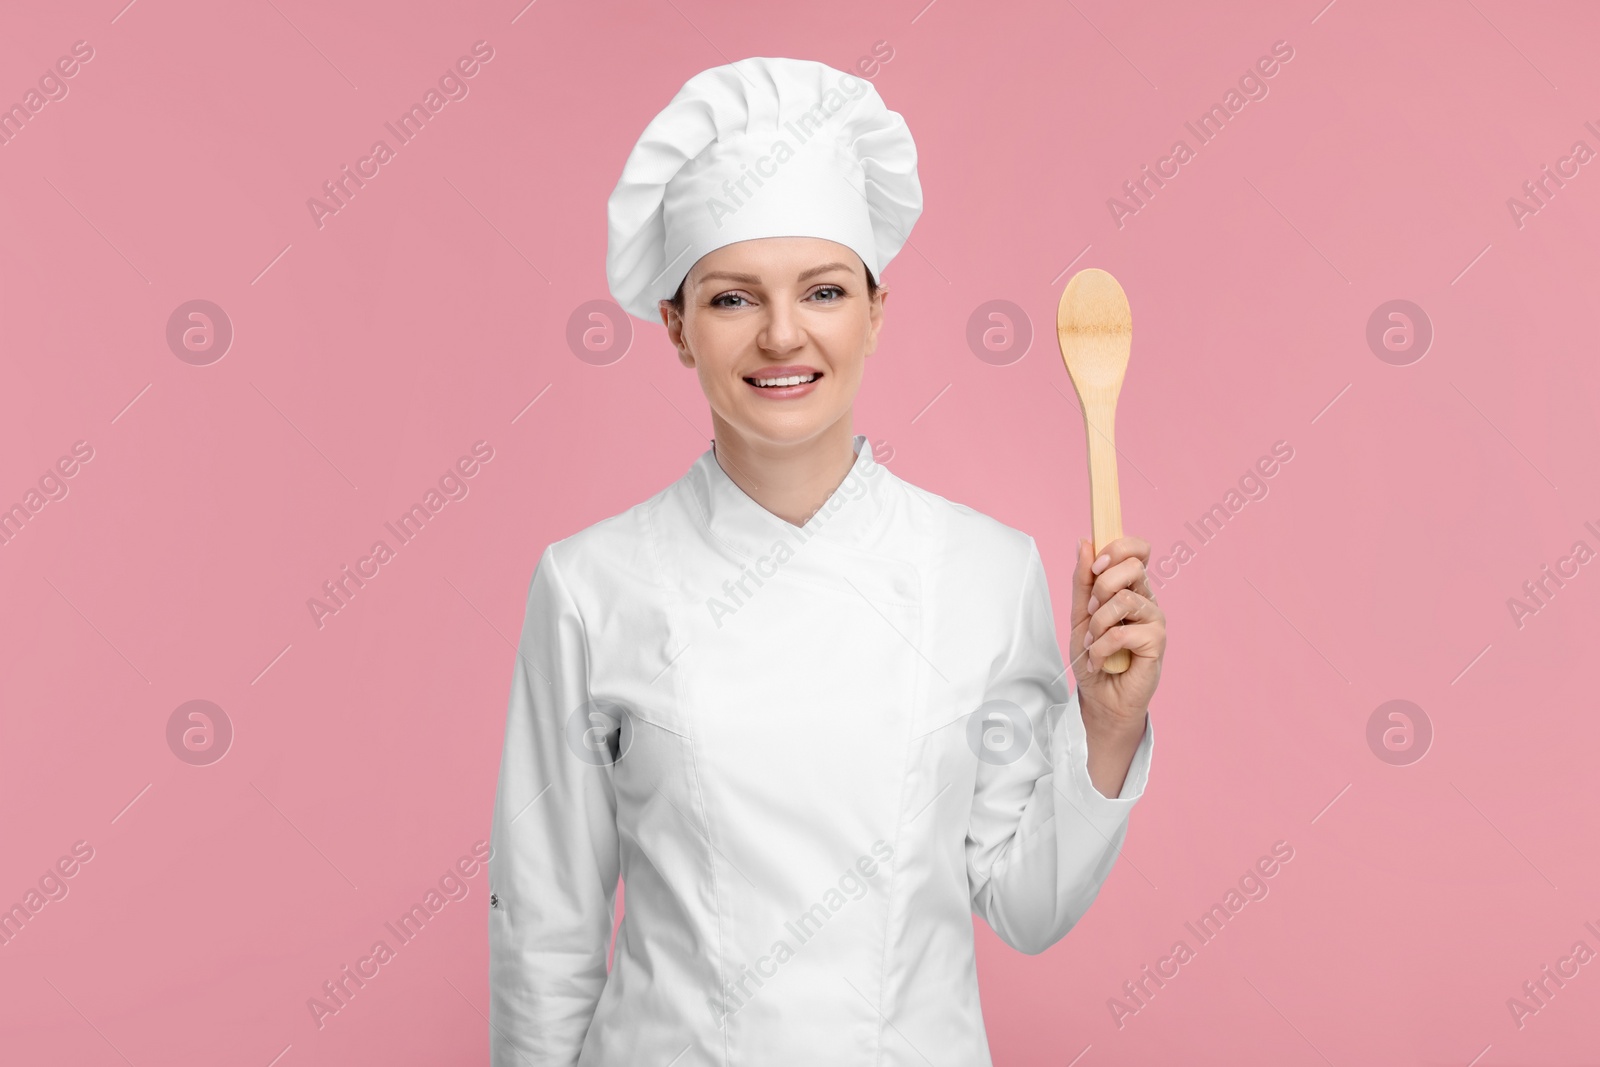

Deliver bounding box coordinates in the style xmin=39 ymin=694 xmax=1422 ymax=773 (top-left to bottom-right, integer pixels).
xmin=751 ymin=373 xmax=817 ymax=387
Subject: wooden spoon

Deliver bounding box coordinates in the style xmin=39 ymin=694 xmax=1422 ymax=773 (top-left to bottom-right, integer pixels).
xmin=1057 ymin=267 xmax=1133 ymax=675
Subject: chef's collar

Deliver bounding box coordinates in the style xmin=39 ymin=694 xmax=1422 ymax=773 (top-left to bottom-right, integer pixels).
xmin=686 ymin=433 xmax=891 ymax=557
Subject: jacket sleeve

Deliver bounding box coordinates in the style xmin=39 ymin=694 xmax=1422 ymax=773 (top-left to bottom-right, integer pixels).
xmin=965 ymin=537 xmax=1154 ymax=955
xmin=489 ymin=544 xmax=621 ymax=1066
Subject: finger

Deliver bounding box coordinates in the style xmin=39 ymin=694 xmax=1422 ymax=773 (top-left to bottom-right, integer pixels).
xmin=1087 ymin=535 xmax=1152 ymax=578
xmin=1072 ymin=537 xmax=1095 ymax=625
xmin=1086 ymin=616 xmax=1167 ymax=670
xmin=1086 ymin=589 xmax=1165 ymax=645
xmin=1086 ymin=557 xmax=1153 ymax=614
xmin=1086 ymin=589 xmax=1163 ymax=646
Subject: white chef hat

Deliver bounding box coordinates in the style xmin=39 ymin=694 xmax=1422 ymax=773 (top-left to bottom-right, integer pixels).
xmin=606 ymin=56 xmax=922 ymax=322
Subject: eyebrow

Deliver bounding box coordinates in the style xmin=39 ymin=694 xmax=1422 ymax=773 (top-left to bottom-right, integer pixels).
xmin=693 ymin=261 xmax=856 ymax=287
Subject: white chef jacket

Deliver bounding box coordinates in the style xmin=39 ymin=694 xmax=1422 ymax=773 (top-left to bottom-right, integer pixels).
xmin=488 ymin=433 xmax=1154 ymax=1066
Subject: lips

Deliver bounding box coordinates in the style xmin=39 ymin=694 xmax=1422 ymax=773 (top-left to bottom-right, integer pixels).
xmin=743 ymin=364 xmax=823 ymax=399
xmin=743 ymin=364 xmax=821 ymax=387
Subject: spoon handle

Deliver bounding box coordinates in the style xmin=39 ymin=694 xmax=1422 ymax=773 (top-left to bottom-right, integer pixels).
xmin=1083 ymin=394 xmax=1132 ymax=675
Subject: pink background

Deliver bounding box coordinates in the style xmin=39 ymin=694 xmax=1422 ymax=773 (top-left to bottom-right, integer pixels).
xmin=3 ymin=1 xmax=1597 ymax=1064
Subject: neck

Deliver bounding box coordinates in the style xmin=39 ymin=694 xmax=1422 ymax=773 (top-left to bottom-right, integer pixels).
xmin=709 ymin=413 xmax=859 ymax=528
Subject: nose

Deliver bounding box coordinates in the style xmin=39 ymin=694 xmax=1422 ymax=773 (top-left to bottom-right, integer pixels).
xmin=758 ymin=299 xmax=805 ymax=355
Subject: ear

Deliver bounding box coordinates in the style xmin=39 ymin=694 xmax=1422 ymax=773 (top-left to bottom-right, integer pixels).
xmin=660 ymin=300 xmax=694 ymax=367
xmin=863 ymin=286 xmax=889 ymax=358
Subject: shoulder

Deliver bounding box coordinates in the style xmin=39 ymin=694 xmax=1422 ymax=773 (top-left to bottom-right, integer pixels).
xmin=533 ymin=483 xmax=672 ymax=601
xmin=886 ymin=468 xmax=1038 ymax=575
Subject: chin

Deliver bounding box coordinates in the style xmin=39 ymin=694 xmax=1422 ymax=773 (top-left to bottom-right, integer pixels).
xmin=730 ymin=411 xmax=838 ymax=449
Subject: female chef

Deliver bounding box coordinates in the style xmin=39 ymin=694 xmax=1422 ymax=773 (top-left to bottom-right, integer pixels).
xmin=488 ymin=56 xmax=1164 ymax=1067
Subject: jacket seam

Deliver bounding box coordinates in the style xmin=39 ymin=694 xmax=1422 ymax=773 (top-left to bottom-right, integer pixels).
xmin=644 ymin=491 xmax=732 ymax=1067
xmin=966 ymin=537 xmax=1041 ymax=904
xmin=872 ymin=511 xmax=939 ymax=1067
xmin=541 ymin=541 xmax=614 ymax=1059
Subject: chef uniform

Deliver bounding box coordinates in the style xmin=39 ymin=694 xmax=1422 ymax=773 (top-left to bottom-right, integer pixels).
xmin=488 ymin=57 xmax=1154 ymax=1067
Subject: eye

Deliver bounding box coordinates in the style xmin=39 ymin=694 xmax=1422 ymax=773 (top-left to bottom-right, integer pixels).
xmin=710 ymin=292 xmax=751 ymax=308
xmin=809 ymin=285 xmax=846 ymax=302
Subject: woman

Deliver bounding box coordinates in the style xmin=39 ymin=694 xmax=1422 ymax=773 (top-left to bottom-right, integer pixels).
xmin=488 ymin=56 xmax=1164 ymax=1066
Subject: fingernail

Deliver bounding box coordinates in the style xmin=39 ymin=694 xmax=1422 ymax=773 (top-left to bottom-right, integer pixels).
xmin=1086 ymin=596 xmax=1099 ymax=614
xmin=1092 ymin=554 xmax=1110 ymax=574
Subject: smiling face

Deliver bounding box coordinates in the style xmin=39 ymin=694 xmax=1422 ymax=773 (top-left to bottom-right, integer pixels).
xmin=660 ymin=236 xmax=887 ymax=455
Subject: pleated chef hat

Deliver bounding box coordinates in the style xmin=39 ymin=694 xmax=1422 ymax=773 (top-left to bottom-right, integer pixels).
xmin=606 ymin=56 xmax=922 ymax=322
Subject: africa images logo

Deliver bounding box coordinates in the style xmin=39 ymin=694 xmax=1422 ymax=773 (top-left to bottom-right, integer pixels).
xmin=700 ymin=66 xmax=870 ymax=232
xmin=703 ymin=455 xmax=885 ymax=628
xmin=306 ymin=41 xmax=495 ymax=229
